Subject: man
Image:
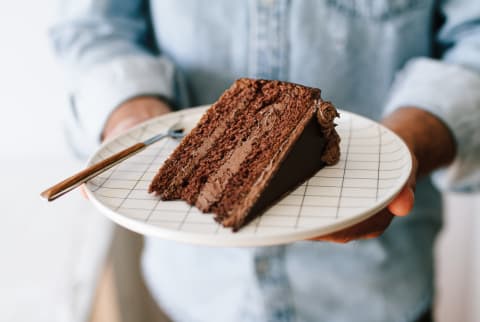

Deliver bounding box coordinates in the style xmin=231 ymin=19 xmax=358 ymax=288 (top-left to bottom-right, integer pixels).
xmin=51 ymin=1 xmax=480 ymax=321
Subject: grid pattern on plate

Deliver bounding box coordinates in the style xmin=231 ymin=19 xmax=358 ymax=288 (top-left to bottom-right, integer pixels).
xmin=86 ymin=108 xmax=410 ymax=237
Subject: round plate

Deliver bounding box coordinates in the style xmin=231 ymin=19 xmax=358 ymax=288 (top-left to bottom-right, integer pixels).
xmin=85 ymin=106 xmax=411 ymax=247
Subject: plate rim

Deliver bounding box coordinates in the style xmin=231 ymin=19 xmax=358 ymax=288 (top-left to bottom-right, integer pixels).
xmin=85 ymin=106 xmax=412 ymax=247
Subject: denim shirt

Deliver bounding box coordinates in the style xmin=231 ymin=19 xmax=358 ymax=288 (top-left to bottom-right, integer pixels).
xmin=51 ymin=1 xmax=480 ymax=321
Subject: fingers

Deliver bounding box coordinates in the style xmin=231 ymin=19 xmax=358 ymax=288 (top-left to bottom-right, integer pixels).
xmin=80 ymin=184 xmax=89 ymax=200
xmin=87 ymin=99 xmax=172 ymax=201
xmin=310 ymin=209 xmax=394 ymax=243
xmin=387 ymin=153 xmax=418 ymax=216
xmin=104 ymin=118 xmax=141 ymax=141
xmin=387 ymin=186 xmax=414 ymax=216
xmin=102 ymin=97 xmax=172 ymax=142
xmin=310 ymin=114 xmax=424 ymax=243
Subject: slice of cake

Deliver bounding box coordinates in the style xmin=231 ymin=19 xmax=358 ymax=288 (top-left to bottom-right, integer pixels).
xmin=149 ymin=78 xmax=340 ymax=231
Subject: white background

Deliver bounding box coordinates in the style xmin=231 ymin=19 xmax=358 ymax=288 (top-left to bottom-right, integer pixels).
xmin=0 ymin=1 xmax=112 ymax=322
xmin=0 ymin=1 xmax=478 ymax=321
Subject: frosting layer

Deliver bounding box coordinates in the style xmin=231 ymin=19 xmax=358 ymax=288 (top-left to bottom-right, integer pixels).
xmin=149 ymin=78 xmax=340 ymax=231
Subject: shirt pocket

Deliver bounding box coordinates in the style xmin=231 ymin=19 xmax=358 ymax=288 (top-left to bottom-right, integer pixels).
xmin=326 ymin=0 xmax=424 ymax=21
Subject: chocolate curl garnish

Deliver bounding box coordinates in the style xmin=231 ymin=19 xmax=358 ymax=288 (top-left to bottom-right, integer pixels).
xmin=317 ymin=101 xmax=339 ymax=128
xmin=321 ymin=130 xmax=341 ymax=165
xmin=315 ymin=100 xmax=341 ymax=165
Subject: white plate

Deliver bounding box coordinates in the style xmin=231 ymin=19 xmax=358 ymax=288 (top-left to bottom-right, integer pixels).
xmin=85 ymin=106 xmax=412 ymax=247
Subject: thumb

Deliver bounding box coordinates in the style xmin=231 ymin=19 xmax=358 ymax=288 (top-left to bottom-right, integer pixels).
xmin=387 ymin=154 xmax=418 ymax=216
xmin=80 ymin=184 xmax=89 ymax=200
xmin=387 ymin=186 xmax=414 ymax=216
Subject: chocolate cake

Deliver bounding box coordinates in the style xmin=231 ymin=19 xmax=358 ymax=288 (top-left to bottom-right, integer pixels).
xmin=149 ymin=78 xmax=340 ymax=231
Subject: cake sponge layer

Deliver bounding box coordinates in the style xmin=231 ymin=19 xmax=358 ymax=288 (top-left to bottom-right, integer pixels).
xmin=149 ymin=78 xmax=340 ymax=231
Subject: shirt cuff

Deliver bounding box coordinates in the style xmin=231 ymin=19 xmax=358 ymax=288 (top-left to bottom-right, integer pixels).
xmin=68 ymin=54 xmax=174 ymax=156
xmin=384 ymin=57 xmax=480 ymax=192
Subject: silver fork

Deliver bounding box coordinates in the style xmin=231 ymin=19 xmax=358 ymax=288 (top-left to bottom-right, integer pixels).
xmin=40 ymin=123 xmax=185 ymax=201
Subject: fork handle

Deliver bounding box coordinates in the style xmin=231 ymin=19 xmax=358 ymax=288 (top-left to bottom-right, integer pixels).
xmin=41 ymin=143 xmax=146 ymax=201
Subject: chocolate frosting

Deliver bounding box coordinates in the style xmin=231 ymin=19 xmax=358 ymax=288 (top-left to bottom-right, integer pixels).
xmin=317 ymin=101 xmax=341 ymax=165
xmin=150 ymin=78 xmax=341 ymax=231
xmin=195 ymin=103 xmax=282 ymax=211
xmin=222 ymin=98 xmax=341 ymax=230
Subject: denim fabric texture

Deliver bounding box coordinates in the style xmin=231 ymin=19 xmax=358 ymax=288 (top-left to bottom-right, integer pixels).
xmin=51 ymin=1 xmax=480 ymax=321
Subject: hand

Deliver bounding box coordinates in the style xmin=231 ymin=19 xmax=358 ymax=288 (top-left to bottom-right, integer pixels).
xmin=80 ymin=96 xmax=172 ymax=199
xmin=309 ymin=152 xmax=418 ymax=243
xmin=102 ymin=96 xmax=172 ymax=141
xmin=310 ymin=107 xmax=455 ymax=243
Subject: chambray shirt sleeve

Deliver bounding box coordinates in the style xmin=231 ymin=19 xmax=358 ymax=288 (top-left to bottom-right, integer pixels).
xmin=50 ymin=0 xmax=175 ymax=157
xmin=384 ymin=0 xmax=480 ymax=192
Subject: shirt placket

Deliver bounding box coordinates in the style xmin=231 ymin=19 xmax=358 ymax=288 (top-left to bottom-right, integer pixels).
xmin=251 ymin=246 xmax=296 ymax=322
xmin=248 ymin=0 xmax=289 ymax=80
xmin=244 ymin=1 xmax=294 ymax=321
